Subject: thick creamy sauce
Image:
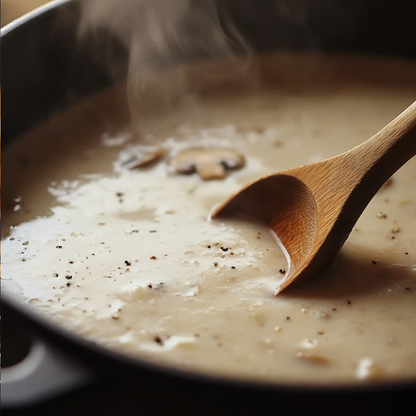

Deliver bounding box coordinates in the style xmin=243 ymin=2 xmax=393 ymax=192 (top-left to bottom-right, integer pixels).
xmin=2 ymin=55 xmax=416 ymax=385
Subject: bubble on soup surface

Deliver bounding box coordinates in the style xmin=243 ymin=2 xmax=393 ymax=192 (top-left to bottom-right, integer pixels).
xmin=355 ymin=358 xmax=385 ymax=381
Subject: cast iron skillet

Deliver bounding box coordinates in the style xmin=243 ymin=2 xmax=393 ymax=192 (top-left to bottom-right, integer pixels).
xmin=2 ymin=0 xmax=416 ymax=413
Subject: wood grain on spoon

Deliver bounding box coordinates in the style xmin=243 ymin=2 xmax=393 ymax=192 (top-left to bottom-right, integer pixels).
xmin=212 ymin=101 xmax=416 ymax=295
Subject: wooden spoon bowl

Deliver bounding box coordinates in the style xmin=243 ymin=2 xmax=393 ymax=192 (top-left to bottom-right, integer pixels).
xmin=212 ymin=101 xmax=416 ymax=295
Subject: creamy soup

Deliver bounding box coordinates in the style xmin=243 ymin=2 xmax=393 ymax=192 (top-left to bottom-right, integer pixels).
xmin=2 ymin=54 xmax=416 ymax=385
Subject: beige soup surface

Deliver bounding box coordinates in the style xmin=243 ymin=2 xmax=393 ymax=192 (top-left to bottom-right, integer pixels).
xmin=2 ymin=54 xmax=416 ymax=386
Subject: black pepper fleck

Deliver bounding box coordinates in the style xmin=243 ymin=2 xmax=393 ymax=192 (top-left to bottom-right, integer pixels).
xmin=150 ymin=256 xmax=157 ymax=260
xmin=231 ymin=266 xmax=236 ymax=269
xmin=154 ymin=336 xmax=163 ymax=345
xmin=65 ymin=275 xmax=72 ymax=280
xmin=214 ymin=262 xmax=218 ymax=267
xmin=125 ymin=260 xmax=132 ymax=266
xmin=56 ymin=245 xmax=63 ymax=249
xmin=221 ymin=247 xmax=229 ymax=252
xmin=279 ymin=268 xmax=286 ymax=274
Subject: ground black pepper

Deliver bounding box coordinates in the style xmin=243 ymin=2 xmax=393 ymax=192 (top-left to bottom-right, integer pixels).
xmin=154 ymin=336 xmax=163 ymax=345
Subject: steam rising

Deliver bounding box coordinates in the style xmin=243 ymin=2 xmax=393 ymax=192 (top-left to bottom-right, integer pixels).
xmin=78 ymin=0 xmax=252 ymax=122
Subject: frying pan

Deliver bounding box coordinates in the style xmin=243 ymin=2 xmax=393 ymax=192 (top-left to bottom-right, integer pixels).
xmin=2 ymin=0 xmax=416 ymax=413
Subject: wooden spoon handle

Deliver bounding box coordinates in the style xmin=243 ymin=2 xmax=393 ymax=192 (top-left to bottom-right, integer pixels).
xmin=351 ymin=100 xmax=416 ymax=179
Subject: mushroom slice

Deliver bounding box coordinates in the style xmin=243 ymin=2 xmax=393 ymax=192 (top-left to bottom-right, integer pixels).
xmin=123 ymin=148 xmax=167 ymax=170
xmin=169 ymin=147 xmax=245 ymax=181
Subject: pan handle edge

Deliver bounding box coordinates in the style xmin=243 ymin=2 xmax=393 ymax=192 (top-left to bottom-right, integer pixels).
xmin=2 ymin=337 xmax=94 ymax=408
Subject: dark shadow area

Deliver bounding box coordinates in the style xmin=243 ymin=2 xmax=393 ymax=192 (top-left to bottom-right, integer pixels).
xmin=3 ymin=372 xmax=416 ymax=416
xmin=283 ymin=243 xmax=415 ymax=299
xmin=2 ymin=308 xmax=34 ymax=368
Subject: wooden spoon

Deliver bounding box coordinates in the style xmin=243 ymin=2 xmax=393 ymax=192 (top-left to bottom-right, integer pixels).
xmin=211 ymin=101 xmax=416 ymax=295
